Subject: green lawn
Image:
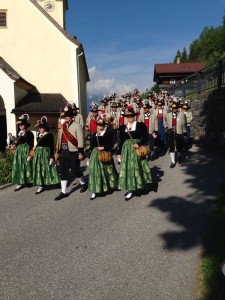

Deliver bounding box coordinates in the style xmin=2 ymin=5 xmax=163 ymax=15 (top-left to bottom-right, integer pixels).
xmin=199 ymin=186 xmax=225 ymax=299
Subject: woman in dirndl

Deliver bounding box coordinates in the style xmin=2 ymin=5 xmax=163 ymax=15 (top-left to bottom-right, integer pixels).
xmin=117 ymin=106 xmax=152 ymax=200
xmin=12 ymin=114 xmax=34 ymax=191
xmin=88 ymin=115 xmax=118 ymax=200
xmin=32 ymin=117 xmax=60 ymax=194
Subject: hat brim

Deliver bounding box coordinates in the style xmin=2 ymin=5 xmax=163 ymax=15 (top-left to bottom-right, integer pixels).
xmin=61 ymin=112 xmax=75 ymax=117
xmin=97 ymin=122 xmax=106 ymax=126
xmin=16 ymin=121 xmax=30 ymax=127
xmin=123 ymin=113 xmax=137 ymax=117
xmin=37 ymin=124 xmax=50 ymax=130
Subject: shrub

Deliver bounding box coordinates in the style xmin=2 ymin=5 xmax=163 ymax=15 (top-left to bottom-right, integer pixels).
xmin=0 ymin=150 xmax=13 ymax=186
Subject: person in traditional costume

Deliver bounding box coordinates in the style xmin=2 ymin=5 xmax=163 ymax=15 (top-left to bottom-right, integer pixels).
xmin=99 ymin=96 xmax=111 ymax=115
xmin=107 ymin=101 xmax=119 ymax=148
xmin=32 ymin=117 xmax=60 ymax=194
xmin=54 ymin=103 xmax=86 ymax=201
xmin=117 ymin=106 xmax=152 ymax=200
xmin=115 ymin=101 xmax=128 ymax=164
xmin=87 ymin=116 xmax=118 ymax=200
xmin=153 ymin=101 xmax=168 ymax=152
xmin=166 ymin=103 xmax=187 ymax=168
xmin=138 ymin=102 xmax=158 ymax=160
xmin=72 ymin=103 xmax=84 ymax=127
xmin=12 ymin=114 xmax=34 ymax=191
xmin=86 ymin=103 xmax=100 ymax=138
xmin=116 ymin=101 xmax=128 ymax=127
xmin=182 ymin=102 xmax=193 ymax=148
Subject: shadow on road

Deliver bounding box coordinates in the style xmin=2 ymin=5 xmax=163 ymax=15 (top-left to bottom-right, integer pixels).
xmin=148 ymin=147 xmax=225 ymax=251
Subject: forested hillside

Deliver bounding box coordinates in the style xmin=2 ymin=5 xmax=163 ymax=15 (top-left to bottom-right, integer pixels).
xmin=174 ymin=14 xmax=225 ymax=65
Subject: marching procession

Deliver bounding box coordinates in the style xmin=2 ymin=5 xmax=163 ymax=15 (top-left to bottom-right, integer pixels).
xmin=10 ymin=89 xmax=193 ymax=201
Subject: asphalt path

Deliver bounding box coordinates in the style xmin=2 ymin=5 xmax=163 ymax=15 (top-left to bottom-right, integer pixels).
xmin=0 ymin=146 xmax=224 ymax=300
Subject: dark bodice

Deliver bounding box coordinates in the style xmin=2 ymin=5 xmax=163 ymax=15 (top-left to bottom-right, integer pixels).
xmin=118 ymin=122 xmax=149 ymax=154
xmin=90 ymin=130 xmax=114 ymax=155
xmin=37 ymin=132 xmax=54 ymax=158
xmin=16 ymin=130 xmax=34 ymax=150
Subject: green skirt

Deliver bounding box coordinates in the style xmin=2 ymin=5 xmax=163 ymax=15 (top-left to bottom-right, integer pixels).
xmin=88 ymin=148 xmax=118 ymax=193
xmin=32 ymin=146 xmax=60 ymax=186
xmin=118 ymin=139 xmax=152 ymax=191
xmin=12 ymin=144 xmax=33 ymax=185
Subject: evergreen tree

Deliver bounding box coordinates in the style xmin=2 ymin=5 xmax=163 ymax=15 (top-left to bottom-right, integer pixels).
xmin=181 ymin=47 xmax=188 ymax=62
xmin=174 ymin=14 xmax=225 ymax=64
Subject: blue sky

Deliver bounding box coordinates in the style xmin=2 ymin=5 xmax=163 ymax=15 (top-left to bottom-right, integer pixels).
xmin=66 ymin=0 xmax=225 ymax=99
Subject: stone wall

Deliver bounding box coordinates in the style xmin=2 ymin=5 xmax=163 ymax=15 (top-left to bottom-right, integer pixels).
xmin=186 ymin=87 xmax=225 ymax=149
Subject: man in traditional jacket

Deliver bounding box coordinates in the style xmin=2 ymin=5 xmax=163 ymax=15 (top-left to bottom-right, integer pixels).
xmin=73 ymin=104 xmax=84 ymax=128
xmin=54 ymin=103 xmax=86 ymax=201
xmin=166 ymin=103 xmax=187 ymax=168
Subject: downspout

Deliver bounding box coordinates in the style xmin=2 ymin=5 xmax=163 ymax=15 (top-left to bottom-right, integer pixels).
xmin=77 ymin=52 xmax=83 ymax=112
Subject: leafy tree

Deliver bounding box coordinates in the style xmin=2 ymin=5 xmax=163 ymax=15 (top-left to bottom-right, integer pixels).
xmin=150 ymin=84 xmax=160 ymax=94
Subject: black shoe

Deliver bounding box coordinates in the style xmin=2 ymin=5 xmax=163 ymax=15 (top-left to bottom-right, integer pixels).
xmin=14 ymin=185 xmax=24 ymax=192
xmin=80 ymin=184 xmax=87 ymax=193
xmin=54 ymin=192 xmax=68 ymax=201
xmin=150 ymin=155 xmax=155 ymax=161
xmin=170 ymin=163 xmax=176 ymax=168
xmin=178 ymin=157 xmax=182 ymax=164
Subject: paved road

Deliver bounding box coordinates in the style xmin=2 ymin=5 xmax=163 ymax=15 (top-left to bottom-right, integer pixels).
xmin=0 ymin=146 xmax=224 ymax=300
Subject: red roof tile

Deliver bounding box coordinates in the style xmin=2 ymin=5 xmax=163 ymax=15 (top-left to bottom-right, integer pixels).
xmin=155 ymin=62 xmax=206 ymax=74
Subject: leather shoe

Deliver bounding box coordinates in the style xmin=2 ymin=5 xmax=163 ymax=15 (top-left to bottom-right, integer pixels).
xmin=125 ymin=192 xmax=133 ymax=201
xmin=54 ymin=192 xmax=68 ymax=201
xmin=178 ymin=157 xmax=182 ymax=164
xmin=35 ymin=187 xmax=44 ymax=194
xmin=80 ymin=184 xmax=87 ymax=193
xmin=170 ymin=163 xmax=176 ymax=168
xmin=90 ymin=193 xmax=96 ymax=200
xmin=14 ymin=185 xmax=24 ymax=192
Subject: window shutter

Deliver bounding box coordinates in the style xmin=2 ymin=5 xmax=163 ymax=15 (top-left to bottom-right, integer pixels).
xmin=0 ymin=11 xmax=7 ymax=27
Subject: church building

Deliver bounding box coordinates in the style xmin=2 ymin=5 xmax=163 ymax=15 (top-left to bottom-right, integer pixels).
xmin=0 ymin=0 xmax=89 ymax=151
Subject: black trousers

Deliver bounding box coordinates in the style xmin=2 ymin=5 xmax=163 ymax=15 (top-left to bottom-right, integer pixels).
xmin=168 ymin=133 xmax=183 ymax=152
xmin=59 ymin=150 xmax=83 ymax=180
xmin=148 ymin=134 xmax=154 ymax=151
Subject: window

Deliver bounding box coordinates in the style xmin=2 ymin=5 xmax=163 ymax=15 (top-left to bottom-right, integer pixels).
xmin=0 ymin=11 xmax=7 ymax=27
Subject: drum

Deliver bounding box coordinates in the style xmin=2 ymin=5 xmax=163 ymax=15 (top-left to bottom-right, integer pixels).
xmin=98 ymin=151 xmax=112 ymax=163
xmin=135 ymin=146 xmax=150 ymax=157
